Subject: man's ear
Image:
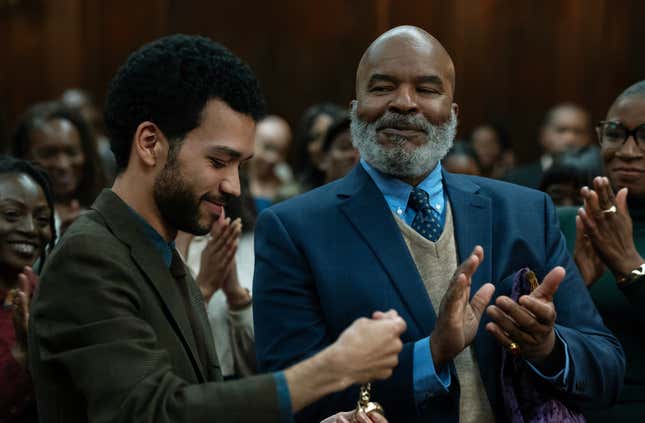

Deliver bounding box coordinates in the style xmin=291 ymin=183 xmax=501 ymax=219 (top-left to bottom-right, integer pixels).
xmin=132 ymin=121 xmax=167 ymax=168
xmin=452 ymin=102 xmax=459 ymax=118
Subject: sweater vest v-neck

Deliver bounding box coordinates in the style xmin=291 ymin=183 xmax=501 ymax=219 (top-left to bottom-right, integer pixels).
xmin=394 ymin=203 xmax=495 ymax=423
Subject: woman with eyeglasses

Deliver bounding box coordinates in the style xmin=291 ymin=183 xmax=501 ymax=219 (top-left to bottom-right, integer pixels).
xmin=557 ymin=80 xmax=645 ymax=421
xmin=0 ymin=156 xmax=55 ymax=422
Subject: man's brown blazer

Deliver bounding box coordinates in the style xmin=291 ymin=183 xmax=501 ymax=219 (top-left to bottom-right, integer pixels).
xmin=29 ymin=190 xmax=281 ymax=422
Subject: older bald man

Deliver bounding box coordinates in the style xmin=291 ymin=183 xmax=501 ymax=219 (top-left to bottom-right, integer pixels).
xmin=253 ymin=26 xmax=624 ymax=422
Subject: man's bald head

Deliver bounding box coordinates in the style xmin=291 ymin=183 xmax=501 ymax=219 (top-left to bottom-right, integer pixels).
xmin=350 ymin=26 xmax=458 ymax=184
xmin=356 ymin=26 xmax=455 ymax=97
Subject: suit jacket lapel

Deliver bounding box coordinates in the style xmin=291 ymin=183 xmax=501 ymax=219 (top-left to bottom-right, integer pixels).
xmin=443 ymin=172 xmax=492 ymax=290
xmin=338 ymin=166 xmax=437 ymax=336
xmin=91 ymin=190 xmax=207 ymax=382
xmin=443 ymin=172 xmax=499 ymax=407
xmin=184 ymin=270 xmax=222 ymax=381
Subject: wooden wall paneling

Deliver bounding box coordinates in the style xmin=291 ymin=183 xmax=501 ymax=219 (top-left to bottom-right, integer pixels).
xmin=80 ymin=0 xmax=105 ymax=101
xmin=599 ymin=0 xmax=645 ymax=116
xmin=5 ymin=2 xmax=47 ymax=129
xmin=624 ymin=0 xmax=645 ymax=87
xmin=0 ymin=4 xmax=12 ymax=150
xmin=2 ymin=0 xmax=644 ymax=162
xmin=451 ymin=0 xmax=515 ymax=141
xmin=502 ymin=1 xmax=560 ymax=161
xmin=167 ymin=0 xmax=386 ymax=126
xmin=598 ymin=0 xmax=632 ymax=117
xmin=42 ymin=0 xmax=83 ymax=98
xmin=93 ymin=0 xmax=169 ymax=106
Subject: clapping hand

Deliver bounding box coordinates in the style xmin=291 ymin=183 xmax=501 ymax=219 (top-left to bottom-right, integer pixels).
xmin=6 ymin=266 xmax=38 ymax=367
xmin=196 ymin=211 xmax=242 ymax=303
xmin=573 ymin=212 xmax=606 ymax=286
xmin=577 ymin=176 xmax=644 ymax=280
xmin=430 ymin=246 xmax=495 ymax=369
xmin=486 ymin=266 xmax=565 ymax=367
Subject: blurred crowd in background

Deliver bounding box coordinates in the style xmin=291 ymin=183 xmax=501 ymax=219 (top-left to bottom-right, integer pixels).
xmin=4 ymin=89 xmax=607 ymax=222
xmin=0 ymin=89 xmax=612 ymax=303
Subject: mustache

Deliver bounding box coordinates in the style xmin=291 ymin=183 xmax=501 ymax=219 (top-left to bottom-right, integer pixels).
xmin=201 ymin=193 xmax=232 ymax=206
xmin=375 ymin=112 xmax=429 ymax=133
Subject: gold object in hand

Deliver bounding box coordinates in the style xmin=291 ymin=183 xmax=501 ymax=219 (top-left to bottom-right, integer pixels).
xmin=356 ymin=383 xmax=384 ymax=416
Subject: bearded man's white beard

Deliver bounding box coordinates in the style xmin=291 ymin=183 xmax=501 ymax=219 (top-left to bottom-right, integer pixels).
xmin=350 ymin=101 xmax=458 ymax=178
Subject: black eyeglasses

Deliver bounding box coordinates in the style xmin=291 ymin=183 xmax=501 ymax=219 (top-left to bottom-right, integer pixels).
xmin=596 ymin=121 xmax=645 ymax=150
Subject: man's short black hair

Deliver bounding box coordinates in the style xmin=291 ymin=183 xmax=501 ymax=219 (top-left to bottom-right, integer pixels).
xmin=104 ymin=34 xmax=265 ymax=171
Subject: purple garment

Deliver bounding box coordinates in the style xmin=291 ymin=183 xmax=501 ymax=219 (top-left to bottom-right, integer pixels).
xmin=500 ymin=268 xmax=586 ymax=423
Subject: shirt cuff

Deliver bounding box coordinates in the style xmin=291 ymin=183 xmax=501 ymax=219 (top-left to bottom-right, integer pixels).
xmin=413 ymin=336 xmax=451 ymax=406
xmin=524 ymin=327 xmax=570 ymax=386
xmin=228 ymin=303 xmax=253 ymax=328
xmin=273 ymin=371 xmax=294 ymax=423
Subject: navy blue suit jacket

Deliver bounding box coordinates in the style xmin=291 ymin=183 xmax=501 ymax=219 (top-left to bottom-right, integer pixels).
xmin=253 ymin=165 xmax=624 ymax=422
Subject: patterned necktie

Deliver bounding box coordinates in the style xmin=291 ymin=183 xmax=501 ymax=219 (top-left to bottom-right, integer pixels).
xmin=408 ymin=187 xmax=442 ymax=241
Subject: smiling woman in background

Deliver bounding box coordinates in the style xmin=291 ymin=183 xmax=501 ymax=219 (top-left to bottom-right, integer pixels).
xmin=11 ymin=101 xmax=105 ymax=236
xmin=558 ymin=80 xmax=645 ymax=421
xmin=0 ymin=156 xmax=55 ymax=422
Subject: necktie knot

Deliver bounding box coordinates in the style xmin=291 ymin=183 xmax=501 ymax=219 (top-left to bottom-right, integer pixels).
xmin=408 ymin=187 xmax=442 ymax=241
xmin=409 ymin=187 xmax=431 ymax=213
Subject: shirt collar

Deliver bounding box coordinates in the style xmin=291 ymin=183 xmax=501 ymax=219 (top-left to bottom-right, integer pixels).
xmin=360 ymin=158 xmax=445 ymax=215
xmin=123 ymin=204 xmax=175 ymax=268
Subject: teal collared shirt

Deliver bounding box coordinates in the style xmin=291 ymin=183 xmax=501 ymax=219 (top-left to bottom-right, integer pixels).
xmin=125 ymin=204 xmax=175 ymax=268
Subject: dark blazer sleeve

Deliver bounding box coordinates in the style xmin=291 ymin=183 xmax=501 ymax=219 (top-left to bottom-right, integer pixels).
xmin=30 ymin=231 xmax=280 ymax=423
xmin=253 ymin=208 xmax=418 ymax=421
xmin=542 ymin=195 xmax=626 ymax=406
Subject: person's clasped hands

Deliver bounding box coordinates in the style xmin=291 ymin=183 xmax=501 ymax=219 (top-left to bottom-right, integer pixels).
xmin=195 ymin=210 xmax=246 ymax=305
xmin=575 ymin=176 xmax=644 ymax=286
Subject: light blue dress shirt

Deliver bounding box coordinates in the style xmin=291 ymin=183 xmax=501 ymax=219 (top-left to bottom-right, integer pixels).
xmin=360 ymin=159 xmax=570 ymax=408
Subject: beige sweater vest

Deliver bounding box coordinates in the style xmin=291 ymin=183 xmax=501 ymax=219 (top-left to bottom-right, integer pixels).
xmin=395 ymin=203 xmax=495 ymax=423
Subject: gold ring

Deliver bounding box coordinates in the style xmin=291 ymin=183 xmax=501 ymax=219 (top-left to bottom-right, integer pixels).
xmin=508 ymin=341 xmax=520 ymax=355
xmin=601 ymin=205 xmax=617 ymax=214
